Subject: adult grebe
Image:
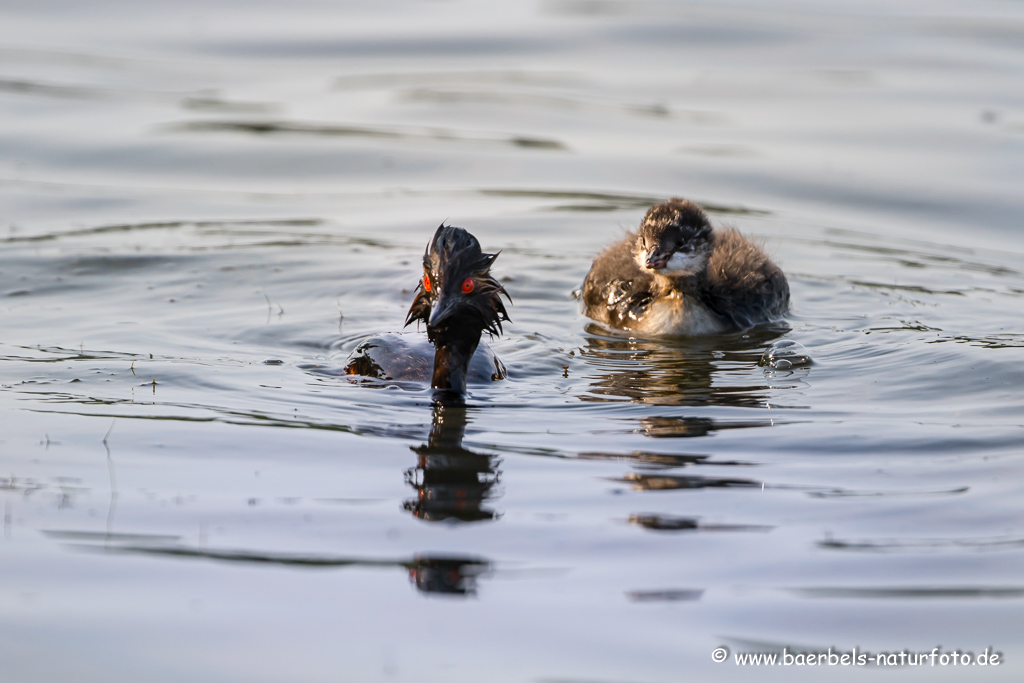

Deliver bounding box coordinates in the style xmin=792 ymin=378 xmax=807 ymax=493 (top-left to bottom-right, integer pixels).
xmin=582 ymin=198 xmax=788 ymax=335
xmin=344 ymin=224 xmax=511 ymax=404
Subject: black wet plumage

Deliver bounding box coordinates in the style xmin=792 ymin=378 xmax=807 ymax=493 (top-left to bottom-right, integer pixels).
xmin=405 ymin=224 xmax=510 ymax=339
xmin=346 ymin=224 xmax=511 ymax=404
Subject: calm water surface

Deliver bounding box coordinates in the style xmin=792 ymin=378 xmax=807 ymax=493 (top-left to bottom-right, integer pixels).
xmin=2 ymin=1 xmax=1024 ymax=681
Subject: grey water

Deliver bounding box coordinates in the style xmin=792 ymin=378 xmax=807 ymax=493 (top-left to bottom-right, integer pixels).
xmin=2 ymin=1 xmax=1024 ymax=681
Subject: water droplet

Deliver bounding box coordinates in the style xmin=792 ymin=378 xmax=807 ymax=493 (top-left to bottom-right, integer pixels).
xmin=759 ymin=340 xmax=811 ymax=369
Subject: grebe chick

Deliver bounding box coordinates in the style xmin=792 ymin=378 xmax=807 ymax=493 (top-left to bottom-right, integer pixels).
xmin=581 ymin=198 xmax=788 ymax=335
xmin=344 ymin=224 xmax=511 ymax=405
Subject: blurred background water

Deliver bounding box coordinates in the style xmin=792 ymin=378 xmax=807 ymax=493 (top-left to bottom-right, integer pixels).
xmin=2 ymin=1 xmax=1023 ymax=681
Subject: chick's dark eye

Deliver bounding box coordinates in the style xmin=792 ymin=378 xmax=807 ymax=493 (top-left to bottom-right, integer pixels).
xmin=462 ymin=278 xmax=475 ymax=294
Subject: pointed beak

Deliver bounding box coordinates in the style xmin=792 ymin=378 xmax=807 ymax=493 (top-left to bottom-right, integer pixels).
xmin=645 ymin=247 xmax=669 ymax=270
xmin=427 ymin=292 xmax=459 ymax=328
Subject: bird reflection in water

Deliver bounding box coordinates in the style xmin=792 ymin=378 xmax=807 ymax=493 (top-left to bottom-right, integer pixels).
xmin=404 ymin=404 xmax=501 ymax=523
xmin=578 ymin=321 xmax=789 ymax=407
xmin=407 ymin=555 xmax=490 ymax=596
xmin=636 ymin=415 xmax=773 ymax=438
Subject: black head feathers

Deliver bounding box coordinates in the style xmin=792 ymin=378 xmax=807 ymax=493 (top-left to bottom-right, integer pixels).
xmin=404 ymin=224 xmax=511 ymax=339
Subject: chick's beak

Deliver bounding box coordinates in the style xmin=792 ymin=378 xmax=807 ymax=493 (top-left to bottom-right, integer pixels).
xmin=645 ymin=246 xmax=670 ymax=270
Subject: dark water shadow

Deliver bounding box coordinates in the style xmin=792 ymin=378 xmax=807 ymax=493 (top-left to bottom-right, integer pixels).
xmin=58 ymin=537 xmax=491 ymax=597
xmin=577 ymin=450 xmax=755 ymax=469
xmin=626 ymin=588 xmax=704 ymax=602
xmin=818 ymin=534 xmax=1024 ymax=553
xmin=207 ymin=35 xmax=555 ymax=60
xmin=613 ymin=473 xmax=761 ymax=491
xmin=478 ymin=188 xmax=768 ymax=214
xmin=0 ymin=77 xmax=102 ymax=99
xmin=333 ymin=70 xmax=581 ymax=91
xmin=181 ymin=95 xmax=280 ymax=114
xmin=815 ymin=232 xmax=1022 ymax=278
xmin=792 ymin=586 xmax=1024 ymax=600
xmin=628 ymin=513 xmax=772 ymax=533
xmin=633 ymin=416 xmax=777 ymax=437
xmin=0 ymin=344 xmax=146 ymax=364
xmin=604 ymin=472 xmax=966 ymax=499
xmin=2 ymin=218 xmax=323 ymax=244
xmin=25 ymin=393 xmax=432 ymax=441
xmin=0 ymin=476 xmax=45 ymax=495
xmin=399 ymin=87 xmax=725 ymax=124
xmin=167 ymin=120 xmax=567 ymax=151
xmin=928 ymin=333 xmax=1024 ymax=350
xmin=807 ymin=486 xmax=969 ymax=500
xmin=43 ymin=529 xmax=180 ymax=543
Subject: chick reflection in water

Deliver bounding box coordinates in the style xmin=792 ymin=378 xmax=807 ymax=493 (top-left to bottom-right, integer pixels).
xmin=345 ymin=224 xmax=511 ymax=406
xmin=580 ymin=322 xmax=787 ymax=407
xmin=405 ymin=404 xmax=501 ymax=523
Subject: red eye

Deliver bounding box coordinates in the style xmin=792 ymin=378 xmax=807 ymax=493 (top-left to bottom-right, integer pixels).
xmin=462 ymin=278 xmax=474 ymax=293
xmin=423 ymin=273 xmax=431 ymax=292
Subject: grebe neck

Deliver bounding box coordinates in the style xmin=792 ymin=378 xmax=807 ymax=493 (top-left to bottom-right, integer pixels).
xmin=430 ymin=328 xmax=483 ymax=405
